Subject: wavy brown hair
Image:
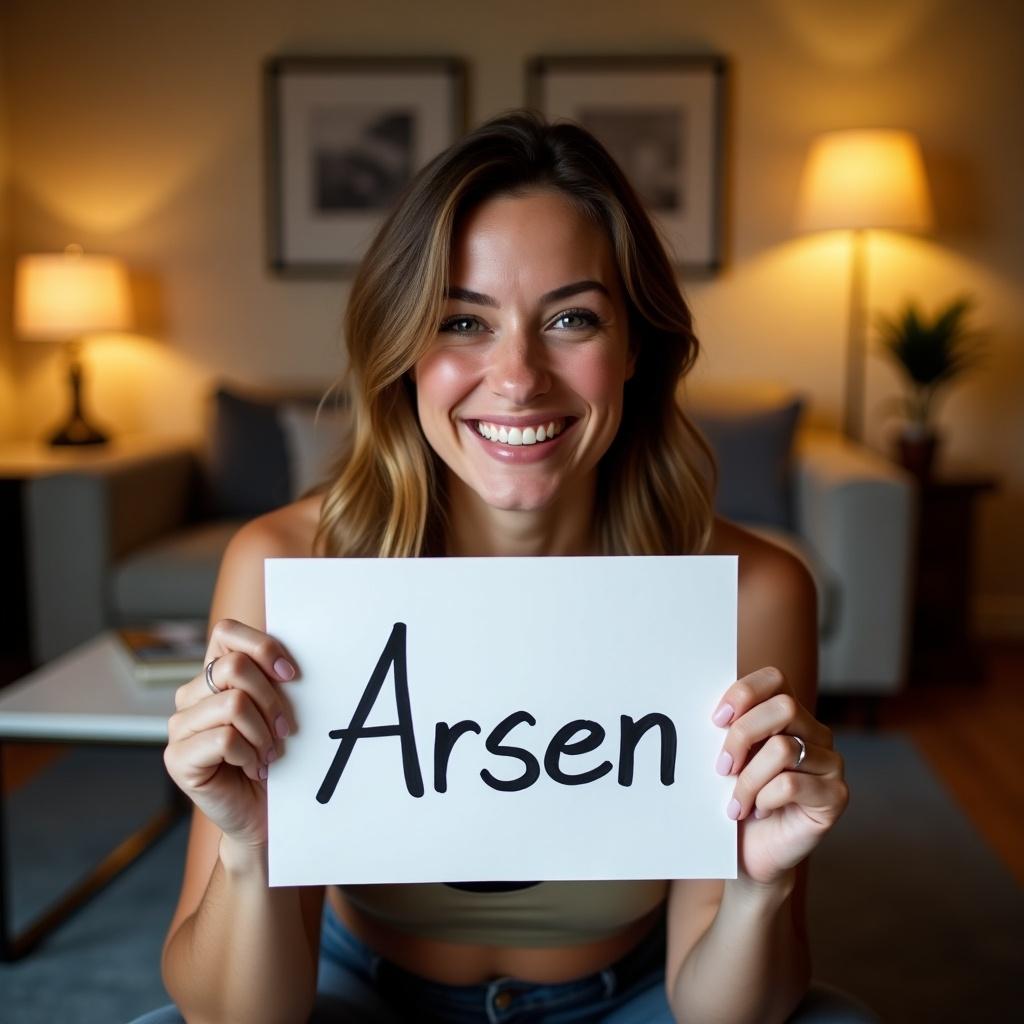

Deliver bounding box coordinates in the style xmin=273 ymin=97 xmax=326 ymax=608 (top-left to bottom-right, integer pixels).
xmin=312 ymin=109 xmax=716 ymax=559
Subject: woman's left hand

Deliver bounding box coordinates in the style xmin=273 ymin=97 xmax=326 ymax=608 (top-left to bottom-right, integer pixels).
xmin=712 ymin=666 xmax=849 ymax=888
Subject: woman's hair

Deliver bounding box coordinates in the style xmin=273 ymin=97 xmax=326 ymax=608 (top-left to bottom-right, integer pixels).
xmin=313 ymin=109 xmax=716 ymax=558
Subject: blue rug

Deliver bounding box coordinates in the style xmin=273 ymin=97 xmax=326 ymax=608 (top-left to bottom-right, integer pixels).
xmin=0 ymin=732 xmax=1020 ymax=1022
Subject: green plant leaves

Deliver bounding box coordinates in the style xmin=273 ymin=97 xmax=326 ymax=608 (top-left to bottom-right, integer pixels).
xmin=874 ymin=295 xmax=987 ymax=427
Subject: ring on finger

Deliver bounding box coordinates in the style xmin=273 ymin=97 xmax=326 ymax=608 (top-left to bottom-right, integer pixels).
xmin=205 ymin=657 xmax=222 ymax=696
xmin=790 ymin=734 xmax=807 ymax=770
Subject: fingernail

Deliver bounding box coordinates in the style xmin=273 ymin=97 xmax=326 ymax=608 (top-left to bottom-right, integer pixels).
xmin=712 ymin=703 xmax=734 ymax=727
xmin=259 ymin=765 xmax=268 ymax=780
xmin=754 ymin=807 xmax=771 ymax=819
xmin=715 ymin=749 xmax=733 ymax=775
xmin=275 ymin=715 xmax=290 ymax=738
xmin=727 ymin=798 xmax=742 ymax=820
xmin=265 ymin=748 xmax=277 ymax=765
xmin=274 ymin=658 xmax=295 ymax=681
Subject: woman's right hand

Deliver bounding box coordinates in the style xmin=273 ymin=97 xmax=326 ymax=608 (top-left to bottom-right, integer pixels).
xmin=163 ymin=618 xmax=298 ymax=852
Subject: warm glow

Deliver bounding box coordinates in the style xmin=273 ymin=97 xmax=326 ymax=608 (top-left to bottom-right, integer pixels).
xmin=14 ymin=246 xmax=133 ymax=340
xmin=796 ymin=129 xmax=933 ymax=233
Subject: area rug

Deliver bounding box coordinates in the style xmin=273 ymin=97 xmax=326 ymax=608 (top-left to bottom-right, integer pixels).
xmin=0 ymin=731 xmax=1020 ymax=1022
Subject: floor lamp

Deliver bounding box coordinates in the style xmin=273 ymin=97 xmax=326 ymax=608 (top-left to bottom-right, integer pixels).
xmin=796 ymin=130 xmax=933 ymax=443
xmin=14 ymin=245 xmax=132 ymax=446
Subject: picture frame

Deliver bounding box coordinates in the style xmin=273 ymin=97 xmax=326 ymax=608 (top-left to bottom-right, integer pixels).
xmin=264 ymin=56 xmax=467 ymax=276
xmin=526 ymin=55 xmax=727 ymax=275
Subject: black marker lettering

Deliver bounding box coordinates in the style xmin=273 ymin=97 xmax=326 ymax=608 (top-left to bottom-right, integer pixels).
xmin=434 ymin=720 xmax=482 ymax=793
xmin=544 ymin=720 xmax=613 ymax=785
xmin=480 ymin=711 xmax=540 ymax=792
xmin=618 ymin=713 xmax=677 ymax=786
xmin=316 ymin=622 xmax=424 ymax=803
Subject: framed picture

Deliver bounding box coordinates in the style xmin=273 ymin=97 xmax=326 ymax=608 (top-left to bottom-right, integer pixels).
xmin=265 ymin=56 xmax=467 ymax=276
xmin=527 ymin=55 xmax=727 ymax=275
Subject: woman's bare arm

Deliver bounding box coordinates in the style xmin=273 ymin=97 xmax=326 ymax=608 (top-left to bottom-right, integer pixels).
xmin=665 ymin=534 xmax=820 ymax=1023
xmin=161 ymin=511 xmax=326 ymax=1024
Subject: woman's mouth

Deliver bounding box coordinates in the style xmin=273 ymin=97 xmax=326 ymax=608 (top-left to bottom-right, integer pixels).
xmin=472 ymin=418 xmax=568 ymax=447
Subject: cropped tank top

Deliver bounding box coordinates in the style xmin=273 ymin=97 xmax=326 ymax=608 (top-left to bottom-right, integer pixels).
xmin=337 ymin=879 xmax=669 ymax=947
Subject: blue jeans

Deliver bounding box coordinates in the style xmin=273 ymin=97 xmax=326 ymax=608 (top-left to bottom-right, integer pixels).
xmin=130 ymin=899 xmax=880 ymax=1023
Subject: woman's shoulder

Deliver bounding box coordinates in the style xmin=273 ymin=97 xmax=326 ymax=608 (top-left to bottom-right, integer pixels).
xmin=210 ymin=493 xmax=327 ymax=632
xmin=707 ymin=516 xmax=818 ymax=693
xmin=705 ymin=515 xmax=815 ymax=604
xmin=708 ymin=516 xmax=811 ymax=618
xmin=226 ymin=492 xmax=327 ymax=562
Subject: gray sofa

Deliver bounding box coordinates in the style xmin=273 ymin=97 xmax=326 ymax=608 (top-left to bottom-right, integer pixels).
xmin=22 ymin=387 xmax=916 ymax=697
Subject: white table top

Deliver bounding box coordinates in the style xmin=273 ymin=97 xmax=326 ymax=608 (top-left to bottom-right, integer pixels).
xmin=0 ymin=633 xmax=176 ymax=743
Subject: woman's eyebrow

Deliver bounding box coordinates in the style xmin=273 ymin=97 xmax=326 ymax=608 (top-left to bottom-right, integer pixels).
xmin=444 ymin=280 xmax=611 ymax=309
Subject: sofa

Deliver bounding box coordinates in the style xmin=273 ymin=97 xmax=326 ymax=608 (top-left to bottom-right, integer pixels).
xmin=23 ymin=383 xmax=916 ymax=697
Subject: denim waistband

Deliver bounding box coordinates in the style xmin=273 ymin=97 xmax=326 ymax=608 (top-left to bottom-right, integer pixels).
xmin=321 ymin=898 xmax=667 ymax=1023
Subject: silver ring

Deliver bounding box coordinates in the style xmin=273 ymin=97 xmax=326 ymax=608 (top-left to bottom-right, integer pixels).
xmin=791 ymin=735 xmax=807 ymax=770
xmin=205 ymin=657 xmax=222 ymax=695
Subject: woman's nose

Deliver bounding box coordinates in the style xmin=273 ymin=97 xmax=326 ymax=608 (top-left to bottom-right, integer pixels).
xmin=487 ymin=331 xmax=551 ymax=405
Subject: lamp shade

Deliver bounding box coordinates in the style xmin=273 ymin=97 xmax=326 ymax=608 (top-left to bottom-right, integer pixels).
xmin=796 ymin=129 xmax=933 ymax=233
xmin=14 ymin=247 xmax=132 ymax=340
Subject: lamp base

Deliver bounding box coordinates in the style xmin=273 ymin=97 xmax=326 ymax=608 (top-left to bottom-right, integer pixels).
xmin=48 ymin=339 xmax=109 ymax=446
xmin=48 ymin=414 xmax=108 ymax=447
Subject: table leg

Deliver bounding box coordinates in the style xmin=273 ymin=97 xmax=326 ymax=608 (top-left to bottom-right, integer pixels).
xmin=0 ymin=739 xmax=188 ymax=961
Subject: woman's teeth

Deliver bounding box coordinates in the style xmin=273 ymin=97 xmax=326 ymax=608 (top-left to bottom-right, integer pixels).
xmin=475 ymin=419 xmax=565 ymax=446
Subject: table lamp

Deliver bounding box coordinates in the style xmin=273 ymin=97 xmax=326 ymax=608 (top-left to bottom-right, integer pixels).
xmin=796 ymin=129 xmax=933 ymax=441
xmin=14 ymin=244 xmax=132 ymax=446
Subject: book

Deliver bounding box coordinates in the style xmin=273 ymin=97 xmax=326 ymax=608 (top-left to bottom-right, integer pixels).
xmin=115 ymin=620 xmax=208 ymax=687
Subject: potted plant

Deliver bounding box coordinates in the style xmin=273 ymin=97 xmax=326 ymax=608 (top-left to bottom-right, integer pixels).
xmin=875 ymin=295 xmax=986 ymax=479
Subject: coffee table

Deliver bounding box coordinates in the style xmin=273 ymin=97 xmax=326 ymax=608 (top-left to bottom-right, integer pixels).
xmin=0 ymin=631 xmax=189 ymax=960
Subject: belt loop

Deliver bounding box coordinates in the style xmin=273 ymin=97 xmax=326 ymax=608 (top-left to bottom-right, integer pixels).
xmin=601 ymin=966 xmax=616 ymax=997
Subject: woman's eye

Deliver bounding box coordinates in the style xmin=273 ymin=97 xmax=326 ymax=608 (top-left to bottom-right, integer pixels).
xmin=439 ymin=315 xmax=484 ymax=334
xmin=550 ymin=308 xmax=600 ymax=331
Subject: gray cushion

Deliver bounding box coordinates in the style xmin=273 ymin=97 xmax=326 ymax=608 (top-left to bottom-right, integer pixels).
xmin=692 ymin=398 xmax=804 ymax=530
xmin=207 ymin=388 xmax=292 ymax=517
xmin=110 ymin=519 xmax=245 ymax=622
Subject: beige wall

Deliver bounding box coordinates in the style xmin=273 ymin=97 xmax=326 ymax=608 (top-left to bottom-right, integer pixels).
xmin=0 ymin=16 xmax=15 ymax=438
xmin=4 ymin=0 xmax=1023 ymax=635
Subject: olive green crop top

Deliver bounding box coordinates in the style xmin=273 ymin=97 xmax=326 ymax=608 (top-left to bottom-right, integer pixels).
xmin=337 ymin=879 xmax=669 ymax=947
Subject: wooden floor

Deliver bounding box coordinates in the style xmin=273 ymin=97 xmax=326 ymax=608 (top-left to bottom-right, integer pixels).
xmin=821 ymin=641 xmax=1024 ymax=887
xmin=4 ymin=643 xmax=1023 ymax=885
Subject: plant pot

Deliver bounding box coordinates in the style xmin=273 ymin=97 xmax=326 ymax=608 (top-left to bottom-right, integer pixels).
xmin=893 ymin=429 xmax=940 ymax=480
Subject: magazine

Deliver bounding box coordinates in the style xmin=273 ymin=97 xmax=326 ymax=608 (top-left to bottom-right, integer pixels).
xmin=115 ymin=620 xmax=208 ymax=687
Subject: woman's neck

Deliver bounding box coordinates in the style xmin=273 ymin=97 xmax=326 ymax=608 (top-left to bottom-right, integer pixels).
xmin=444 ymin=475 xmax=599 ymax=558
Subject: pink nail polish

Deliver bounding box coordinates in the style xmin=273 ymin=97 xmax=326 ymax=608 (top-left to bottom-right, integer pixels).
xmin=712 ymin=703 xmax=734 ymax=727
xmin=727 ymin=798 xmax=741 ymax=820
xmin=274 ymin=658 xmax=295 ymax=681
xmin=275 ymin=715 xmax=290 ymax=738
xmin=715 ymin=750 xmax=733 ymax=775
xmin=754 ymin=807 xmax=771 ymax=819
xmin=259 ymin=765 xmax=268 ymax=780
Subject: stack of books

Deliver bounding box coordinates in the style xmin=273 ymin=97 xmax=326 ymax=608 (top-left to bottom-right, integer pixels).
xmin=115 ymin=620 xmax=208 ymax=687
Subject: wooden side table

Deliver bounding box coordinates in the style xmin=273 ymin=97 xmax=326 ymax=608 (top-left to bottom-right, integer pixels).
xmin=908 ymin=471 xmax=998 ymax=685
xmin=0 ymin=437 xmax=192 ymax=687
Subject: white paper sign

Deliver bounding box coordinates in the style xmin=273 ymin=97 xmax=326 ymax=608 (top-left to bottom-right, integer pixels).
xmin=265 ymin=556 xmax=737 ymax=886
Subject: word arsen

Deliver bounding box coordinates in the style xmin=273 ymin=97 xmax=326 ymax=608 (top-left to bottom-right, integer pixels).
xmin=315 ymin=623 xmax=678 ymax=803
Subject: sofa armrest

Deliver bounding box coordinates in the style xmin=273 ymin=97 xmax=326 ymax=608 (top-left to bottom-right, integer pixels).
xmin=24 ymin=445 xmax=200 ymax=663
xmin=793 ymin=429 xmax=917 ymax=695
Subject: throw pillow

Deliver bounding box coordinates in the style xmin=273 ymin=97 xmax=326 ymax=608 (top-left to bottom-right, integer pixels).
xmin=691 ymin=397 xmax=804 ymax=530
xmin=207 ymin=388 xmax=292 ymax=517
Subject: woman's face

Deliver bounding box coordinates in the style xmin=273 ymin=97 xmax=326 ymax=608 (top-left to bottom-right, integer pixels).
xmin=413 ymin=189 xmax=635 ymax=514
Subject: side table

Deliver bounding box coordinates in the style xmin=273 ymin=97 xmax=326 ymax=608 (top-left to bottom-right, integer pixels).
xmin=908 ymin=471 xmax=998 ymax=685
xmin=0 ymin=436 xmax=193 ymax=685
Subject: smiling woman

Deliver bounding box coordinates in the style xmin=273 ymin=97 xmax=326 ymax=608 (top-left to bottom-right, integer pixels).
xmin=317 ymin=110 xmax=716 ymax=562
xmin=142 ymin=110 xmax=866 ymax=1024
